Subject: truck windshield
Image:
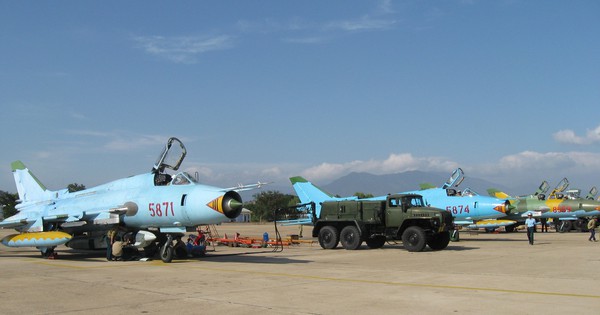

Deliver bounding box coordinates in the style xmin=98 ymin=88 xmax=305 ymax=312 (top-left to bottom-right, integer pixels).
xmin=405 ymin=196 xmax=425 ymax=207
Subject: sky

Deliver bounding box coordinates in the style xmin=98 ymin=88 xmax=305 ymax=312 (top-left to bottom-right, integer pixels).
xmin=1 ymin=0 xmax=599 ymax=196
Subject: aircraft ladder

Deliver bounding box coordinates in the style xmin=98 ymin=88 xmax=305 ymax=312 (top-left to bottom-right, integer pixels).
xmin=201 ymin=224 xmax=220 ymax=251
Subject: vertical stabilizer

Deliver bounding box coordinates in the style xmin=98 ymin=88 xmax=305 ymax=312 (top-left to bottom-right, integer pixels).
xmin=290 ymin=176 xmax=347 ymax=217
xmin=11 ymin=161 xmax=52 ymax=202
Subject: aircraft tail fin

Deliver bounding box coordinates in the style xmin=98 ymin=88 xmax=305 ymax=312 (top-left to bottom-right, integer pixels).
xmin=11 ymin=161 xmax=53 ymax=202
xmin=290 ymin=176 xmax=341 ymax=218
xmin=290 ymin=176 xmax=334 ymax=204
xmin=487 ymin=188 xmax=511 ymax=200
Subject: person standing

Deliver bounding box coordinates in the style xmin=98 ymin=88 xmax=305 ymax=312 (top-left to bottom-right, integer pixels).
xmin=540 ymin=218 xmax=548 ymax=232
xmin=588 ymin=217 xmax=597 ymax=242
xmin=106 ymin=226 xmax=118 ymax=261
xmin=525 ymin=213 xmax=536 ymax=245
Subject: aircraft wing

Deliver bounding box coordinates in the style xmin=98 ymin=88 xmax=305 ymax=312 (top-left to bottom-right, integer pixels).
xmin=279 ymin=218 xmax=314 ymax=226
xmin=223 ymin=181 xmax=271 ymax=192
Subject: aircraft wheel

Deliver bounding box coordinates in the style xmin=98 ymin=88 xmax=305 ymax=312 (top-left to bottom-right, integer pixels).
xmin=557 ymin=221 xmax=572 ymax=233
xmin=402 ymin=226 xmax=426 ymax=252
xmin=318 ymin=226 xmax=339 ymax=249
xmin=505 ymin=224 xmax=516 ymax=233
xmin=366 ymin=235 xmax=386 ymax=249
xmin=340 ymin=226 xmax=362 ymax=250
xmin=450 ymin=230 xmax=460 ymax=242
xmin=427 ymin=231 xmax=450 ymax=250
xmin=41 ymin=247 xmax=56 ymax=259
xmin=160 ymin=235 xmax=174 ymax=263
xmin=574 ymin=219 xmax=588 ymax=232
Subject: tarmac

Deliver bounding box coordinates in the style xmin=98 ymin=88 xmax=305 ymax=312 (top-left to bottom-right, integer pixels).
xmin=1 ymin=223 xmax=600 ymax=314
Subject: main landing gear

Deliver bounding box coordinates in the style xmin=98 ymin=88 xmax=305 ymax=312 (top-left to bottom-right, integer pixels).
xmin=158 ymin=234 xmax=188 ymax=263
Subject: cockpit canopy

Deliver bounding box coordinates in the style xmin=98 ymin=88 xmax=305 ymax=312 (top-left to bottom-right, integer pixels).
xmin=153 ymin=137 xmax=187 ymax=174
xmin=152 ymin=137 xmax=188 ymax=186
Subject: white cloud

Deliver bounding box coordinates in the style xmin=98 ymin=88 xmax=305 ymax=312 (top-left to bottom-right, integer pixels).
xmin=472 ymin=150 xmax=600 ymax=183
xmin=497 ymin=151 xmax=575 ymax=170
xmin=326 ymin=0 xmax=397 ymax=32
xmin=65 ymin=130 xmax=174 ymax=151
xmin=301 ymin=153 xmax=458 ymax=182
xmin=326 ymin=16 xmax=397 ymax=32
xmin=376 ymin=0 xmax=395 ymax=14
xmin=553 ymin=125 xmax=600 ymax=145
xmin=104 ymin=135 xmax=167 ymax=151
xmin=133 ymin=35 xmax=234 ymax=64
xmin=283 ymin=36 xmax=327 ymax=44
xmin=69 ymin=112 xmax=87 ymax=120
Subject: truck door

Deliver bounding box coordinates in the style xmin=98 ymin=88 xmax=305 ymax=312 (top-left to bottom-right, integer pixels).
xmin=385 ymin=197 xmax=406 ymax=227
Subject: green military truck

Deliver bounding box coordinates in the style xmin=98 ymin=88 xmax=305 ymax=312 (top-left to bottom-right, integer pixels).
xmin=314 ymin=194 xmax=453 ymax=252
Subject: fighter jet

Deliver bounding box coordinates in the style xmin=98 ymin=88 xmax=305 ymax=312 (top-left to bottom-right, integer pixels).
xmin=0 ymin=137 xmax=264 ymax=262
xmin=288 ymin=168 xmax=513 ymax=240
xmin=488 ymin=178 xmax=600 ymax=232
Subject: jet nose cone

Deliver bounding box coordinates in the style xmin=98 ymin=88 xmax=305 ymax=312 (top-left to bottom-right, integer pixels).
xmin=227 ymin=199 xmax=243 ymax=212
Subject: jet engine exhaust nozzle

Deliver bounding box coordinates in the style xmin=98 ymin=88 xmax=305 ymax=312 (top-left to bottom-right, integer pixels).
xmin=493 ymin=200 xmax=512 ymax=214
xmin=207 ymin=191 xmax=243 ymax=219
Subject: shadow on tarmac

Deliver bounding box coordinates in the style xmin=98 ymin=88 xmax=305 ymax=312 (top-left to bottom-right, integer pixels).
xmin=0 ymin=247 xmax=312 ymax=264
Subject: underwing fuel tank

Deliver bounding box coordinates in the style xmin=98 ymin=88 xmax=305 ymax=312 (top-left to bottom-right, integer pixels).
xmin=1 ymin=231 xmax=72 ymax=247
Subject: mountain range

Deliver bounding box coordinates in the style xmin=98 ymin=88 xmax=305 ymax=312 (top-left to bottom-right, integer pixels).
xmin=243 ymin=170 xmax=516 ymax=200
xmin=320 ymin=171 xmax=514 ymax=197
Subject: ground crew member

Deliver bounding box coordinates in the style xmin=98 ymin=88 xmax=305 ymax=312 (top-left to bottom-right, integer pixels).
xmin=525 ymin=213 xmax=536 ymax=245
xmin=588 ymin=217 xmax=597 ymax=242
xmin=106 ymin=226 xmax=118 ymax=261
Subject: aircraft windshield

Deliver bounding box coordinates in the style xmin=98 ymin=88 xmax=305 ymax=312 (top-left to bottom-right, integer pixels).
xmin=171 ymin=172 xmax=197 ymax=185
xmin=564 ymin=190 xmax=581 ymax=199
xmin=461 ymin=188 xmax=478 ymax=197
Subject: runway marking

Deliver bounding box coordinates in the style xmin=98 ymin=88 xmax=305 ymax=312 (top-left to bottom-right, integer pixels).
xmin=190 ymin=266 xmax=600 ymax=300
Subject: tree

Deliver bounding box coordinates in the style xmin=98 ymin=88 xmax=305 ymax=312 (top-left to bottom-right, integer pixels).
xmin=353 ymin=192 xmax=374 ymax=199
xmin=67 ymin=183 xmax=86 ymax=192
xmin=244 ymin=190 xmax=295 ymax=222
xmin=0 ymin=191 xmax=18 ymax=219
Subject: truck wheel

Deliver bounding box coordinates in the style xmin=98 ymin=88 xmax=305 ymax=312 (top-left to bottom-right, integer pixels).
xmin=340 ymin=226 xmax=362 ymax=250
xmin=427 ymin=232 xmax=450 ymax=250
xmin=318 ymin=226 xmax=339 ymax=249
xmin=366 ymin=235 xmax=386 ymax=249
xmin=401 ymin=226 xmax=426 ymax=252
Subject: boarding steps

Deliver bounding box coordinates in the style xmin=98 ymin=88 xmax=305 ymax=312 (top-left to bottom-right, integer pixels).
xmin=199 ymin=224 xmax=220 ymax=251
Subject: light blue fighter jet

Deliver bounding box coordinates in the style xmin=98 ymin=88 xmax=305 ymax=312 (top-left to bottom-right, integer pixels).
xmin=0 ymin=137 xmax=264 ymax=262
xmin=289 ymin=168 xmax=513 ymax=240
